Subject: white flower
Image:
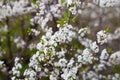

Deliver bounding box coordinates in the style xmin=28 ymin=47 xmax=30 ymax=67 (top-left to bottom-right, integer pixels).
xmin=31 ymin=29 xmax=40 ymax=36
xmin=82 ymin=48 xmax=93 ymax=64
xmin=11 ymin=76 xmax=16 ymax=80
xmin=50 ymin=74 xmax=57 ymax=80
xmin=0 ymin=61 xmax=4 ymax=68
xmin=90 ymin=41 xmax=99 ymax=53
xmin=67 ymin=0 xmax=72 ymax=6
xmin=100 ymin=49 xmax=109 ymax=60
xmin=11 ymin=57 xmax=22 ymax=78
xmin=70 ymin=66 xmax=78 ymax=79
xmin=15 ymin=63 xmax=22 ymax=69
xmin=67 ymin=58 xmax=74 ymax=67
xmin=61 ymin=68 xmax=69 ymax=80
xmin=69 ymin=6 xmax=77 ymax=15
xmin=87 ymin=71 xmax=98 ymax=79
xmin=14 ymin=37 xmax=26 ymax=48
xmin=78 ymin=28 xmax=89 ymax=37
xmin=56 ymin=50 xmax=66 ymax=58
xmin=54 ymin=58 xmax=67 ymax=67
xmin=15 ymin=57 xmax=20 ymax=63
xmin=29 ymin=43 xmax=36 ymax=50
xmin=38 ymin=54 xmax=45 ymax=61
xmin=97 ymin=30 xmax=108 ymax=45
xmin=109 ymin=51 xmax=120 ymax=65
xmin=24 ymin=69 xmax=36 ymax=80
xmin=99 ymin=0 xmax=120 ymax=7
xmin=94 ymin=64 xmax=106 ymax=71
xmin=36 ymin=42 xmax=43 ymax=50
xmin=78 ymin=55 xmax=82 ymax=63
xmin=0 ymin=61 xmax=6 ymax=72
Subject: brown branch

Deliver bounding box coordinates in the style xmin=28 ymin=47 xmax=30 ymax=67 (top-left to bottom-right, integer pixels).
xmin=51 ymin=12 xmax=59 ymax=33
xmin=19 ymin=34 xmax=42 ymax=58
xmin=20 ymin=18 xmax=26 ymax=41
xmin=6 ymin=17 xmax=13 ymax=59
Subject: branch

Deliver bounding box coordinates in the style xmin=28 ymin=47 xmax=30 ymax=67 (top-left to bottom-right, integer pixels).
xmin=19 ymin=34 xmax=42 ymax=57
xmin=6 ymin=17 xmax=13 ymax=59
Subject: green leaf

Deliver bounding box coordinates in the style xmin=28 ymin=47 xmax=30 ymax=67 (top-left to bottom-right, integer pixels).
xmin=40 ymin=38 xmax=44 ymax=44
xmin=57 ymin=19 xmax=65 ymax=27
xmin=64 ymin=10 xmax=70 ymax=22
xmin=105 ymin=27 xmax=110 ymax=33
xmin=61 ymin=0 xmax=65 ymax=3
xmin=107 ymin=47 xmax=113 ymax=53
xmin=30 ymin=0 xmax=36 ymax=4
xmin=72 ymin=15 xmax=77 ymax=23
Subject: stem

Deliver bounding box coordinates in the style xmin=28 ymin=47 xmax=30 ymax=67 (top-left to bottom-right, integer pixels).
xmin=19 ymin=34 xmax=42 ymax=57
xmin=21 ymin=18 xmax=26 ymax=41
xmin=6 ymin=17 xmax=13 ymax=59
xmin=51 ymin=12 xmax=59 ymax=33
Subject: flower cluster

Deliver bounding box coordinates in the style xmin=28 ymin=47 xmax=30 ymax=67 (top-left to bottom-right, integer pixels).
xmin=97 ymin=30 xmax=109 ymax=45
xmin=0 ymin=0 xmax=36 ymax=20
xmin=11 ymin=57 xmax=22 ymax=80
xmin=0 ymin=0 xmax=120 ymax=80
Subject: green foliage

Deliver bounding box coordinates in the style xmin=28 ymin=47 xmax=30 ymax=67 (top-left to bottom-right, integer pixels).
xmin=30 ymin=0 xmax=37 ymax=4
xmin=105 ymin=27 xmax=110 ymax=33
xmin=70 ymin=39 xmax=85 ymax=50
xmin=61 ymin=0 xmax=65 ymax=3
xmin=71 ymin=15 xmax=78 ymax=23
xmin=0 ymin=72 xmax=4 ymax=80
xmin=107 ymin=47 xmax=113 ymax=53
xmin=57 ymin=9 xmax=70 ymax=27
xmin=64 ymin=10 xmax=70 ymax=22
xmin=113 ymin=65 xmax=120 ymax=74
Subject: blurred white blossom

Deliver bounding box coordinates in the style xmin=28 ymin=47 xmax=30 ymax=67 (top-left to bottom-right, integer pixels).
xmin=109 ymin=51 xmax=120 ymax=65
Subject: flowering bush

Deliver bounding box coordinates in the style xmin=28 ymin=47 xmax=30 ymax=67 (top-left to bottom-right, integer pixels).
xmin=0 ymin=0 xmax=120 ymax=80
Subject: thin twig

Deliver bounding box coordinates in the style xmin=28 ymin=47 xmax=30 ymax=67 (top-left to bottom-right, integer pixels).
xmin=6 ymin=17 xmax=13 ymax=59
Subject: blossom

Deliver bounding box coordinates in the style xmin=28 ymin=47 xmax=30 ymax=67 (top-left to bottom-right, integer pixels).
xmin=0 ymin=0 xmax=35 ymax=20
xmin=90 ymin=41 xmax=99 ymax=53
xmin=61 ymin=67 xmax=78 ymax=80
xmin=11 ymin=57 xmax=22 ymax=79
xmin=99 ymin=0 xmax=120 ymax=7
xmin=109 ymin=51 xmax=120 ymax=65
xmin=69 ymin=6 xmax=77 ymax=15
xmin=66 ymin=0 xmax=73 ymax=6
xmin=54 ymin=58 xmax=67 ymax=67
xmin=24 ymin=69 xmax=37 ymax=80
xmin=50 ymin=74 xmax=57 ymax=80
xmin=78 ymin=48 xmax=94 ymax=64
xmin=97 ymin=30 xmax=109 ymax=45
xmin=31 ymin=28 xmax=40 ymax=36
xmin=14 ymin=37 xmax=26 ymax=48
xmin=100 ymin=49 xmax=109 ymax=60
xmin=0 ymin=0 xmax=120 ymax=80
xmin=0 ymin=61 xmax=4 ymax=68
xmin=78 ymin=28 xmax=89 ymax=37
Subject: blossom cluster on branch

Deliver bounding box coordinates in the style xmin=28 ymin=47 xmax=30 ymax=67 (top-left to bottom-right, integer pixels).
xmin=0 ymin=0 xmax=120 ymax=80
